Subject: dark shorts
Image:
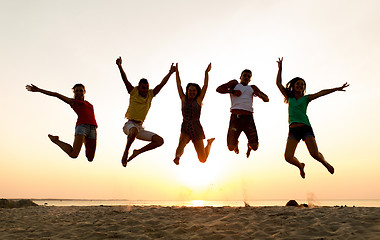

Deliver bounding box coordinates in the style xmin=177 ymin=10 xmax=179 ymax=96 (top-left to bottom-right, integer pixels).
xmin=227 ymin=114 xmax=258 ymax=148
xmin=288 ymin=124 xmax=315 ymax=142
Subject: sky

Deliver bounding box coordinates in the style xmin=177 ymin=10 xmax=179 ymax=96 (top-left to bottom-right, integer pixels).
xmin=1 ymin=0 xmax=380 ymax=202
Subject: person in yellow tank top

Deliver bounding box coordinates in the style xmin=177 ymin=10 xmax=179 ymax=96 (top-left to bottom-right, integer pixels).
xmin=116 ymin=56 xmax=176 ymax=167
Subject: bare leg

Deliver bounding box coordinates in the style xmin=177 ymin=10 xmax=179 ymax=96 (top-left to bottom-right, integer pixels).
xmin=48 ymin=134 xmax=84 ymax=159
xmin=84 ymin=138 xmax=96 ymax=162
xmin=193 ymin=137 xmax=215 ymax=163
xmin=122 ymin=127 xmax=138 ymax=167
xmin=174 ymin=133 xmax=191 ymax=165
xmin=128 ymin=134 xmax=164 ymax=162
xmin=284 ymin=138 xmax=305 ymax=179
xmin=305 ymin=137 xmax=334 ymax=174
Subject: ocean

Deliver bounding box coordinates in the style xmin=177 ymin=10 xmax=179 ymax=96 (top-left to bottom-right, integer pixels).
xmin=31 ymin=199 xmax=380 ymax=207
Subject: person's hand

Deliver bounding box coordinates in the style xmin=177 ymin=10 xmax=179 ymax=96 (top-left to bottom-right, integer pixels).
xmin=116 ymin=56 xmax=122 ymax=66
xmin=169 ymin=63 xmax=176 ymax=73
xmin=277 ymin=57 xmax=283 ymax=69
xmin=25 ymin=84 xmax=40 ymax=92
xmin=233 ymin=90 xmax=242 ymax=96
xmin=206 ymin=63 xmax=212 ymax=73
xmin=338 ymin=82 xmax=349 ymax=91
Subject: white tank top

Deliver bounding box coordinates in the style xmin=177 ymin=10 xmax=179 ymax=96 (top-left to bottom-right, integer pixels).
xmin=230 ymin=83 xmax=254 ymax=112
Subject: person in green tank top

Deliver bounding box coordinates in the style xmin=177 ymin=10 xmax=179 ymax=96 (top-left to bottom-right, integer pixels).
xmin=276 ymin=57 xmax=349 ymax=179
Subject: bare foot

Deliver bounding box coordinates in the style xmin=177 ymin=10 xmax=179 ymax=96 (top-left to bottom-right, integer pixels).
xmin=127 ymin=149 xmax=140 ymax=162
xmin=121 ymin=157 xmax=128 ymax=167
xmin=207 ymin=138 xmax=215 ymax=144
xmin=325 ymin=162 xmax=334 ymax=174
xmin=300 ymin=163 xmax=306 ymax=179
xmin=48 ymin=134 xmax=59 ymax=143
xmin=173 ymin=157 xmax=180 ymax=165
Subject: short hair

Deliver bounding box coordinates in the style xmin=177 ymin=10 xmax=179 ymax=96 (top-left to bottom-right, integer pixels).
xmin=138 ymin=78 xmax=149 ymax=87
xmin=72 ymin=83 xmax=85 ymax=90
xmin=241 ymin=69 xmax=252 ymax=76
xmin=185 ymin=83 xmax=201 ymax=100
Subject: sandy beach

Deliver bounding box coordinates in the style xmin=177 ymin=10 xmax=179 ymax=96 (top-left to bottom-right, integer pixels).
xmin=1 ymin=205 xmax=380 ymax=239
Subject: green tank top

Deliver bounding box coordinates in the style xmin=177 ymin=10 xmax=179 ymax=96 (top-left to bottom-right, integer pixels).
xmin=288 ymin=95 xmax=311 ymax=126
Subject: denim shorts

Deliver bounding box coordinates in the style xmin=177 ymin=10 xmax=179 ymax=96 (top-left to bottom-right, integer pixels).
xmin=288 ymin=124 xmax=314 ymax=142
xmin=75 ymin=124 xmax=97 ymax=139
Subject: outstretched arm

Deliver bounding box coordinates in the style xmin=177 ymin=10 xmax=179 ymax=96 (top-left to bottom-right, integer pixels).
xmin=198 ymin=63 xmax=211 ymax=103
xmin=216 ymin=80 xmax=240 ymax=96
xmin=252 ymin=85 xmax=269 ymax=102
xmin=276 ymin=57 xmax=288 ymax=99
xmin=308 ymin=82 xmax=350 ymax=101
xmin=153 ymin=63 xmax=176 ymax=96
xmin=116 ymin=56 xmax=134 ymax=93
xmin=25 ymin=84 xmax=72 ymax=104
xmin=175 ymin=63 xmax=185 ymax=101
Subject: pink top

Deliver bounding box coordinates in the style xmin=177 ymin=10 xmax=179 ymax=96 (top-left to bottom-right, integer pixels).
xmin=71 ymin=99 xmax=97 ymax=127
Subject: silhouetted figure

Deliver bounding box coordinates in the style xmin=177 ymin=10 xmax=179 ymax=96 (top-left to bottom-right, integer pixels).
xmin=276 ymin=57 xmax=349 ymax=178
xmin=116 ymin=56 xmax=176 ymax=167
xmin=173 ymin=63 xmax=215 ymax=165
xmin=26 ymin=84 xmax=97 ymax=162
xmin=216 ymin=69 xmax=269 ymax=158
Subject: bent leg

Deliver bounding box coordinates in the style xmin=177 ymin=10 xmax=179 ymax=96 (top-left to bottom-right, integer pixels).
xmin=122 ymin=127 xmax=138 ymax=167
xmin=84 ymin=138 xmax=96 ymax=162
xmin=128 ymin=134 xmax=164 ymax=162
xmin=304 ymin=137 xmax=334 ymax=174
xmin=194 ymin=138 xmax=215 ymax=163
xmin=227 ymin=127 xmax=241 ymax=154
xmin=174 ymin=133 xmax=191 ymax=165
xmin=48 ymin=134 xmax=84 ymax=159
xmin=284 ymin=138 xmax=305 ymax=179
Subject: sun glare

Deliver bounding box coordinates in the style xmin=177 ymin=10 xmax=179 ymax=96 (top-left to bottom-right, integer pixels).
xmin=177 ymin=155 xmax=220 ymax=191
xmin=188 ymin=200 xmax=206 ymax=207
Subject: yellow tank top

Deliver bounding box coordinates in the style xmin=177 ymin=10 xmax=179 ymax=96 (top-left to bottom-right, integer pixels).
xmin=125 ymin=87 xmax=154 ymax=122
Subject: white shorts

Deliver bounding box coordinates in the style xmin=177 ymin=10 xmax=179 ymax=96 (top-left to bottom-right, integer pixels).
xmin=123 ymin=120 xmax=156 ymax=141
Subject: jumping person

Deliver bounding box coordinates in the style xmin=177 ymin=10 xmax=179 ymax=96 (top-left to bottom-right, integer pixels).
xmin=216 ymin=68 xmax=269 ymax=158
xmin=173 ymin=63 xmax=215 ymax=165
xmin=116 ymin=56 xmax=176 ymax=167
xmin=276 ymin=57 xmax=349 ymax=178
xmin=25 ymin=83 xmax=97 ymax=162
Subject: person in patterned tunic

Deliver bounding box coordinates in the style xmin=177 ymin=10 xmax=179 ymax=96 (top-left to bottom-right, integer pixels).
xmin=173 ymin=63 xmax=215 ymax=165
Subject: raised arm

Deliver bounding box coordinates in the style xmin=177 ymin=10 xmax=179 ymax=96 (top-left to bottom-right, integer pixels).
xmin=276 ymin=57 xmax=288 ymax=99
xmin=175 ymin=63 xmax=185 ymax=102
xmin=308 ymin=82 xmax=349 ymax=101
xmin=153 ymin=63 xmax=176 ymax=96
xmin=252 ymin=85 xmax=269 ymax=102
xmin=116 ymin=56 xmax=134 ymax=93
xmin=216 ymin=80 xmax=240 ymax=96
xmin=25 ymin=84 xmax=72 ymax=104
xmin=198 ymin=63 xmax=211 ymax=103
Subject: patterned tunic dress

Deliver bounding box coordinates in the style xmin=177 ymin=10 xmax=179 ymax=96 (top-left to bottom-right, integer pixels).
xmin=181 ymin=100 xmax=205 ymax=141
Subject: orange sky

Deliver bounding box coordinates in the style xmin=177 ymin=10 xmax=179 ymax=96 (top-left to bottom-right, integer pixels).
xmin=1 ymin=0 xmax=380 ymax=201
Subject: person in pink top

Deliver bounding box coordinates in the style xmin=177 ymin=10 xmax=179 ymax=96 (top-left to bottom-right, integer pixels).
xmin=26 ymin=83 xmax=97 ymax=162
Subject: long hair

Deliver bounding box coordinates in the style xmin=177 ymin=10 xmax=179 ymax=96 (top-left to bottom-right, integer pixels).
xmin=284 ymin=77 xmax=306 ymax=103
xmin=185 ymin=83 xmax=201 ymax=100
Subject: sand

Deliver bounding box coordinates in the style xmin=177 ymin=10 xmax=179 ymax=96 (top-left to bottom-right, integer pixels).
xmin=1 ymin=205 xmax=379 ymax=239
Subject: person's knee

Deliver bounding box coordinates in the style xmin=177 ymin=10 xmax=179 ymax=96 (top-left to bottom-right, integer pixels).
xmin=69 ymin=152 xmax=80 ymax=159
xmin=152 ymin=135 xmax=164 ymax=146
xmin=284 ymin=153 xmax=293 ymax=163
xmin=310 ymin=151 xmax=320 ymax=160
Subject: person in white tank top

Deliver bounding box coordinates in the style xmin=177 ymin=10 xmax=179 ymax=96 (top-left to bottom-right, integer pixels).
xmin=216 ymin=69 xmax=269 ymax=158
